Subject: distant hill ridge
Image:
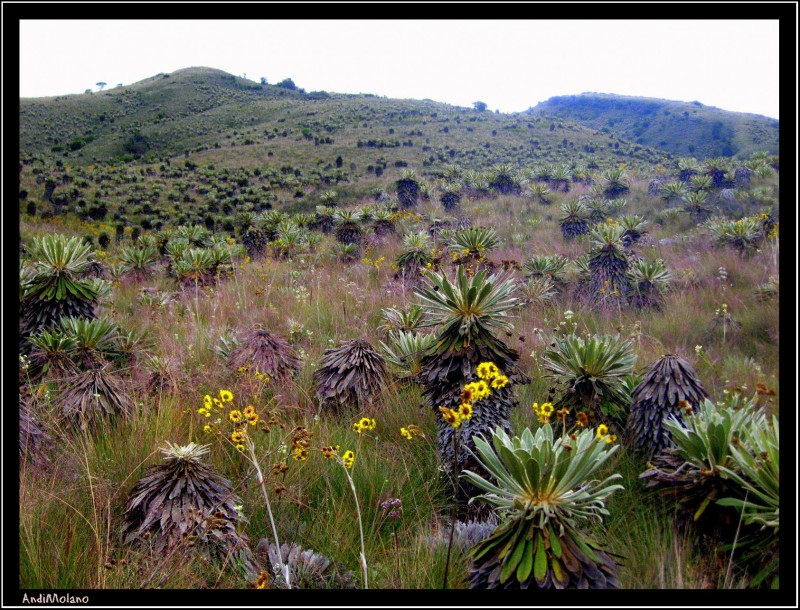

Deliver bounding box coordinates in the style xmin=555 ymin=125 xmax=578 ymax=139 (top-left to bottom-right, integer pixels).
xmin=527 ymin=93 xmax=779 ymax=159
xmin=20 ymin=67 xmax=772 ymax=177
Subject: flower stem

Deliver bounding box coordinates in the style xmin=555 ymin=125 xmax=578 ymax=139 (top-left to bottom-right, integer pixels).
xmin=342 ymin=463 xmax=368 ymax=589
xmin=248 ymin=441 xmax=291 ymax=589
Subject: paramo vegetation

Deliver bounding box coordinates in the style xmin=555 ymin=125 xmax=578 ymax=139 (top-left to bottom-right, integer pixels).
xmin=18 ymin=70 xmax=780 ymax=593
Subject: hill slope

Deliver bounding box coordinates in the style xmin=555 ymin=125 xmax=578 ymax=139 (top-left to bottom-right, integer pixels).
xmin=19 ymin=67 xmax=668 ymax=177
xmin=527 ymin=93 xmax=779 ymax=159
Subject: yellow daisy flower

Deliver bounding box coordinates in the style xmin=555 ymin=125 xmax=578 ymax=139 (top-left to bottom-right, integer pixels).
xmin=229 ymin=410 xmax=243 ymax=423
xmin=342 ymin=450 xmax=355 ymax=469
xmin=490 ymin=374 xmax=509 ymax=390
xmin=461 ymin=381 xmax=478 ymax=402
xmin=438 ymin=406 xmax=462 ymax=428
xmin=474 ymin=380 xmax=490 ymax=400
xmin=460 ymin=386 xmax=476 ymax=405
xmin=219 ymin=389 xmax=234 ymax=403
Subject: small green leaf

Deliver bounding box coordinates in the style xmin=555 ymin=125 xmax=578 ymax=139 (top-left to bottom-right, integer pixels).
xmin=548 ymin=525 xmax=562 ymax=558
xmin=533 ymin=531 xmax=547 ymax=582
xmin=471 ymin=538 xmax=499 ymax=562
xmin=551 ymin=555 xmax=568 ymax=587
xmin=516 ymin=536 xmax=534 ymax=584
xmin=574 ymin=536 xmax=600 ymax=563
xmin=498 ymin=527 xmax=518 ymax=560
xmin=500 ymin=535 xmax=526 ymax=583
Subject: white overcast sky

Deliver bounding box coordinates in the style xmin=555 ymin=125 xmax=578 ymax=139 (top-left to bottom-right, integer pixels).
xmin=19 ymin=19 xmax=781 ymax=119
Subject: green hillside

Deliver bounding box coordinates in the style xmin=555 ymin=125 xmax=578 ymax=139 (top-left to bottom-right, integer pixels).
xmin=20 ymin=67 xmax=669 ymax=178
xmin=527 ymin=93 xmax=779 ymax=159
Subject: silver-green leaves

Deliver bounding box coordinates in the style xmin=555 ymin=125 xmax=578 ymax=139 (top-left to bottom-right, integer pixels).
xmin=463 ymin=425 xmax=623 ymax=531
xmin=416 ymin=266 xmax=519 ymax=352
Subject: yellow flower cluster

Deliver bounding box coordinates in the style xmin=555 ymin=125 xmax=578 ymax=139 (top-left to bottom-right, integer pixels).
xmin=400 ymin=424 xmax=423 ymax=440
xmin=222 ymin=403 xmax=260 ymax=427
xmin=342 ymin=450 xmax=355 ymax=469
xmin=291 ymin=426 xmax=313 ymax=461
xmin=476 ymin=362 xmax=499 ymax=380
xmin=462 ymin=380 xmax=490 ymax=403
xmin=533 ymin=402 xmax=555 ymax=424
xmin=476 ymin=361 xmax=509 ymax=389
xmin=439 ymin=362 xmax=510 ymax=429
xmin=390 ymin=210 xmax=423 ymax=223
xmin=362 ymin=256 xmax=386 ymax=269
xmin=198 ymin=389 xmax=233 ymax=417
xmin=244 ymin=405 xmax=259 ymax=426
xmin=235 ymin=363 xmax=271 ymax=382
xmin=198 ymin=390 xmax=263 ymax=452
xmin=353 ymin=417 xmax=377 ymax=434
